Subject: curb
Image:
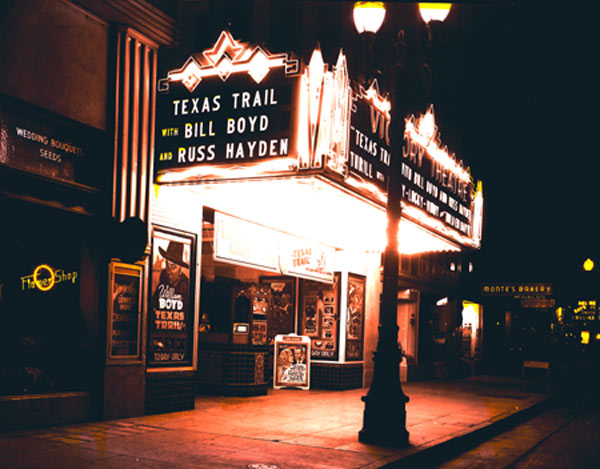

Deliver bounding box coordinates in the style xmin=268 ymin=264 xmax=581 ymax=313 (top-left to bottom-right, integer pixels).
xmin=382 ymin=395 xmax=556 ymax=468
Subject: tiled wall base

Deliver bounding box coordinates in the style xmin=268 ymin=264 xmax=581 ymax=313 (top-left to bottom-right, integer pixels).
xmin=0 ymin=392 xmax=92 ymax=431
xmin=197 ymin=343 xmax=268 ymax=397
xmin=311 ymin=363 xmax=364 ymax=390
xmin=145 ymin=372 xmax=195 ymax=414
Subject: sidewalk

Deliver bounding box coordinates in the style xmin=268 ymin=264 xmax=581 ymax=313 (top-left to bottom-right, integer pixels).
xmin=0 ymin=375 xmax=552 ymax=469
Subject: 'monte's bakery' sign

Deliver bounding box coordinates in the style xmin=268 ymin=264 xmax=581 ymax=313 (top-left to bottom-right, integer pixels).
xmin=155 ymin=31 xmax=300 ymax=182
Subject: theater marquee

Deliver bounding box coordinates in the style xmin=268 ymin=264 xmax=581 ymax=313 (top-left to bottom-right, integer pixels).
xmin=153 ymin=31 xmax=483 ymax=253
xmin=155 ymin=30 xmax=300 ymax=182
xmin=392 ymin=106 xmax=483 ymax=249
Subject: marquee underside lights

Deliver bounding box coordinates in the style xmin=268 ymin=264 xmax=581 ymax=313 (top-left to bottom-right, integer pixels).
xmin=155 ymin=180 xmax=461 ymax=256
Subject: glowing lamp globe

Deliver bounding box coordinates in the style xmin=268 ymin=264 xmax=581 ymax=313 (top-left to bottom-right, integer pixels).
xmin=353 ymin=2 xmax=386 ymax=34
xmin=419 ymin=3 xmax=452 ymax=24
xmin=583 ymin=258 xmax=595 ymax=272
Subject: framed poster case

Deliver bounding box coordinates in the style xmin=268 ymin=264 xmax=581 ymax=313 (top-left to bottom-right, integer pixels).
xmin=345 ymin=273 xmax=366 ymax=361
xmin=298 ymin=274 xmax=340 ymax=361
xmin=148 ymin=226 xmax=196 ymax=371
xmin=107 ymin=261 xmax=143 ymax=364
xmin=273 ymin=334 xmax=310 ymax=390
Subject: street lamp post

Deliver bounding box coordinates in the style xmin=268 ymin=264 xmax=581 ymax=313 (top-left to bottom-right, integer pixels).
xmin=354 ymin=1 xmax=452 ymax=447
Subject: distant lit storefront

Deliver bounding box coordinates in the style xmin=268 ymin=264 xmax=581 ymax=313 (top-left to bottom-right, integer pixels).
xmin=150 ymin=31 xmax=483 ymax=396
xmin=478 ymin=282 xmax=556 ymax=373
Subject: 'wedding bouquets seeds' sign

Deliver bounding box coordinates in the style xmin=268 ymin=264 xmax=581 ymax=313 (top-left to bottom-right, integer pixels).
xmin=0 ymin=94 xmax=102 ymax=188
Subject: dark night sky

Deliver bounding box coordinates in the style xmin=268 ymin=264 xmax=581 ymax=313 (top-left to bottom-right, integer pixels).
xmin=450 ymin=1 xmax=600 ymax=284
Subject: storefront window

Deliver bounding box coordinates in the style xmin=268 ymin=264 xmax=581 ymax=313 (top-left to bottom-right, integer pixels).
xmin=0 ymin=200 xmax=94 ymax=395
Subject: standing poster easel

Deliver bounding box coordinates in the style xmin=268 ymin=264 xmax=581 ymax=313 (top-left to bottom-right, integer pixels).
xmin=273 ymin=334 xmax=311 ymax=390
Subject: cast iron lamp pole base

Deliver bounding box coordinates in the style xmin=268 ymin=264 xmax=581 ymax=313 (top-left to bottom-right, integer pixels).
xmin=358 ymin=247 xmax=410 ymax=447
xmin=359 ymin=347 xmax=409 ymax=446
xmin=359 ymin=157 xmax=409 ymax=446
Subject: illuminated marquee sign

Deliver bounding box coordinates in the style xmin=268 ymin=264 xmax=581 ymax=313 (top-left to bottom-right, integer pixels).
xmin=348 ymin=80 xmax=391 ymax=193
xmin=155 ymin=30 xmax=300 ymax=181
xmin=401 ymin=106 xmax=475 ymax=239
xmin=21 ymin=264 xmax=78 ymax=292
xmin=153 ymin=32 xmax=483 ymax=252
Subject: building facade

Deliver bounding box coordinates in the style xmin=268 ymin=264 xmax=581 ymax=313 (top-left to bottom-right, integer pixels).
xmin=0 ymin=0 xmax=483 ymax=431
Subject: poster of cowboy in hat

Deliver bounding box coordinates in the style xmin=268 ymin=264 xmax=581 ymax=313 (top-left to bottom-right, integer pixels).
xmin=149 ymin=228 xmax=195 ymax=367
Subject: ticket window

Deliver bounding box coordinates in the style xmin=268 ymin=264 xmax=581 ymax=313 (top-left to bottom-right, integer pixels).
xmin=232 ymin=284 xmax=270 ymax=345
xmin=250 ymin=286 xmax=269 ymax=345
xmin=232 ymin=288 xmax=251 ymax=344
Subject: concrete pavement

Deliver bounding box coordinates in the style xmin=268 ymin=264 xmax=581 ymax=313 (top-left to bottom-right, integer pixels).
xmin=0 ymin=375 xmax=552 ymax=468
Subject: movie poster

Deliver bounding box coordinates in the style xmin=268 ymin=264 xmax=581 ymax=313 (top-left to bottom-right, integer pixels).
xmin=149 ymin=227 xmax=195 ymax=368
xmin=345 ymin=274 xmax=366 ymax=361
xmin=273 ymin=334 xmax=311 ymax=389
xmin=107 ymin=262 xmax=142 ymax=363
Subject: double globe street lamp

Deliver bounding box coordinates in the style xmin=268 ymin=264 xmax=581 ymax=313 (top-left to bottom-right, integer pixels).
xmin=352 ymin=1 xmax=452 ymax=447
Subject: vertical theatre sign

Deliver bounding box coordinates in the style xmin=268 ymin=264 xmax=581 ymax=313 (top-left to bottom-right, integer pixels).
xmin=348 ymin=80 xmax=392 ymax=197
xmin=155 ymin=30 xmax=300 ymax=182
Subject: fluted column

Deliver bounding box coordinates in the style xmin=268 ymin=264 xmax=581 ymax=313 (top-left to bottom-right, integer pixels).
xmin=111 ymin=26 xmax=158 ymax=225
